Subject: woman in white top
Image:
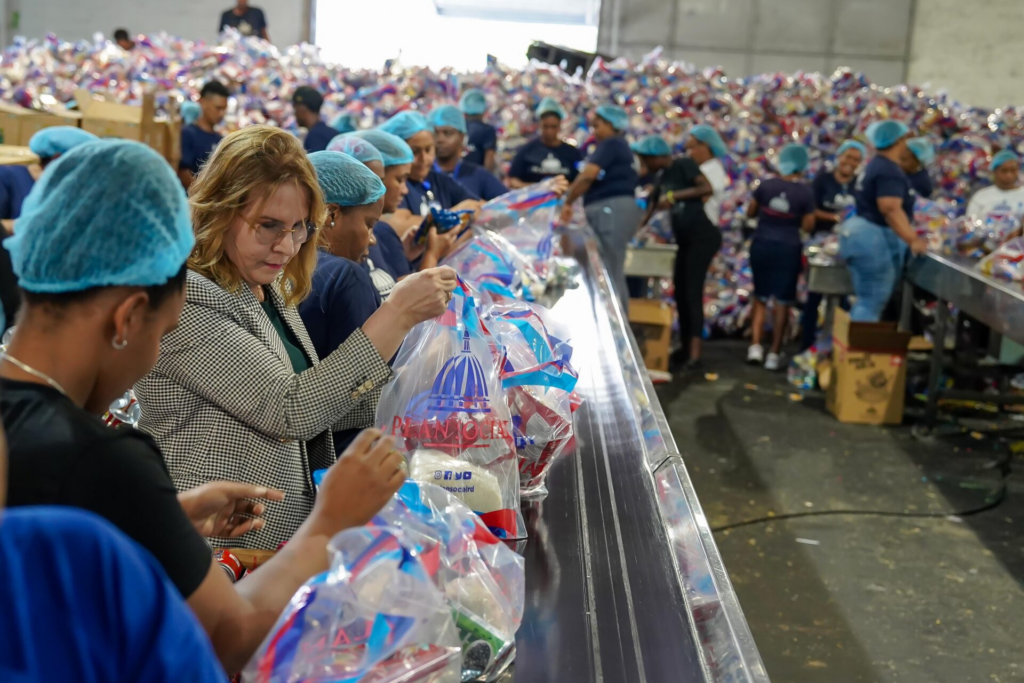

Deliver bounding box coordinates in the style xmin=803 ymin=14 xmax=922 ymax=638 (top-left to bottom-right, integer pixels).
xmin=689 ymin=124 xmax=730 ymax=227
xmin=965 ymin=150 xmax=1024 ymax=233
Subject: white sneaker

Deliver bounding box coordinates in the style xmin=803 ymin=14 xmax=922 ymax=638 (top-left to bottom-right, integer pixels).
xmin=747 ymin=344 xmax=765 ymax=365
xmin=764 ymin=352 xmax=783 ymax=371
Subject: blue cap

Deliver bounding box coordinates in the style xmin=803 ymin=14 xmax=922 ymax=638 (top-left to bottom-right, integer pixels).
xmin=776 ymin=144 xmax=809 ymax=175
xmin=350 ymin=129 xmax=414 ymax=167
xmin=866 ymin=120 xmax=909 ymax=150
xmin=690 ymin=124 xmax=729 ymax=158
xmin=906 ymin=137 xmax=935 ymax=165
xmin=594 ymin=104 xmax=629 ymax=132
xmin=378 ymin=110 xmax=433 ymax=141
xmin=631 ymin=135 xmax=671 ymax=157
xmin=427 ymin=105 xmax=467 ymax=134
xmin=836 ymin=140 xmax=867 ymax=159
xmin=327 ymin=135 xmax=384 ymax=166
xmin=329 ymin=112 xmax=357 ymax=134
xmin=27 ymin=126 xmax=98 ymax=159
xmin=180 ymin=100 xmax=201 ymax=126
xmin=309 ymin=151 xmax=386 ymax=207
xmin=8 ymin=140 xmax=194 ymax=293
xmin=459 ymin=89 xmax=487 ymax=116
xmin=991 ymin=149 xmax=1019 ymax=172
xmin=537 ymin=97 xmax=566 ymax=119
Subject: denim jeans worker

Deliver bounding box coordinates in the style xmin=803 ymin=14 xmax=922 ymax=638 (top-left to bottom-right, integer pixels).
xmin=838 ymin=215 xmax=909 ymax=322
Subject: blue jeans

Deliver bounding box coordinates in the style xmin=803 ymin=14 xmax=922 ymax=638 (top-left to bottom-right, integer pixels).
xmin=586 ymin=196 xmax=643 ymax=314
xmin=838 ymin=216 xmax=907 ymax=322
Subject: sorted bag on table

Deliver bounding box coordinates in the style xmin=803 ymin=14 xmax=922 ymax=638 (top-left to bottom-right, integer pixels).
xmin=376 ymin=279 xmax=525 ymax=540
xmin=483 ymin=301 xmax=581 ymax=497
xmin=977 ymin=236 xmax=1024 ymax=282
xmin=374 ymin=481 xmax=525 ymax=681
xmin=241 ymin=526 xmax=462 ymax=683
xmin=440 ymin=230 xmax=545 ymax=303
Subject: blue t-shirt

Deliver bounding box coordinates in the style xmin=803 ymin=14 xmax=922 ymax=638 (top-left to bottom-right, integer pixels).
xmin=907 ymin=167 xmax=933 ymax=215
xmin=303 ymin=121 xmax=337 ymax=154
xmin=299 ymin=251 xmax=382 ymax=363
xmin=584 ymin=136 xmax=639 ymax=205
xmin=0 ymin=507 xmax=225 ymax=683
xmin=753 ymin=177 xmax=815 ymax=245
xmin=179 ymin=124 xmax=222 ymax=174
xmin=219 ymin=6 xmax=267 ymax=36
xmin=465 ymin=120 xmax=497 ymax=167
xmin=400 ymin=168 xmax=479 ymax=215
xmin=509 ymin=138 xmax=582 ymax=184
xmin=440 ymin=161 xmax=506 ymax=201
xmin=371 ymin=221 xmax=412 ymax=279
xmin=855 ymin=156 xmax=912 ymax=227
xmin=0 ymin=166 xmax=35 ymax=219
xmin=812 ymin=170 xmax=856 ymax=232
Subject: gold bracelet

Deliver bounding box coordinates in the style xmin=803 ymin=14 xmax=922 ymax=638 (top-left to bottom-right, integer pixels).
xmin=666 ymin=190 xmax=675 ymax=204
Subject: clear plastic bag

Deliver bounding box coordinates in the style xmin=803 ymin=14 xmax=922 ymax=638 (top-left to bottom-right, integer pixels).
xmin=978 ymin=236 xmax=1024 ymax=282
xmin=376 ymin=280 xmax=525 ymax=540
xmin=474 ymin=178 xmax=563 ymax=284
xmin=440 ymin=229 xmax=545 ymax=303
xmin=242 ymin=526 xmax=462 ymax=683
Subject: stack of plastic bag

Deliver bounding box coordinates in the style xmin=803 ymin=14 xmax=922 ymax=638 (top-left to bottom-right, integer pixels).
xmin=943 ymin=213 xmax=1021 ymax=259
xmin=376 ymin=280 xmax=525 ymax=540
xmin=482 ymin=301 xmax=582 ymax=497
xmin=978 ymin=236 xmax=1024 ymax=282
xmin=440 ymin=230 xmax=544 ymax=303
xmin=475 ymin=179 xmax=562 ymax=282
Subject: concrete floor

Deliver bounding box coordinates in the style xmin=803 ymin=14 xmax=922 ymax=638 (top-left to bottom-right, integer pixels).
xmin=656 ymin=341 xmax=1024 ymax=683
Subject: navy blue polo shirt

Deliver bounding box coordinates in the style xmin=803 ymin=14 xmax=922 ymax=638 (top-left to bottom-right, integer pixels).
xmin=400 ymin=168 xmax=479 ymax=215
xmin=812 ymin=170 xmax=856 ymax=232
xmin=584 ymin=136 xmax=639 ymax=205
xmin=0 ymin=166 xmax=35 ymax=219
xmin=854 ymin=156 xmax=912 ymax=227
xmin=303 ymin=121 xmax=337 ymax=154
xmin=509 ymin=138 xmax=582 ymax=184
xmin=179 ymin=124 xmax=222 ymax=175
xmin=437 ymin=161 xmax=506 ymax=201
xmin=371 ymin=221 xmax=412 ymax=279
xmin=465 ymin=120 xmax=497 ymax=166
xmin=299 ymin=251 xmax=382 ymax=363
xmin=753 ymin=177 xmax=815 ymax=245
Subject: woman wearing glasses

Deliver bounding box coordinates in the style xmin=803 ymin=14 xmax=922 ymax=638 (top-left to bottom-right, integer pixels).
xmin=135 ymin=127 xmax=456 ymax=551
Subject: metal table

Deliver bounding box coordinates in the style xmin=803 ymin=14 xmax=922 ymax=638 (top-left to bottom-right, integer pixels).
xmin=506 ymin=232 xmax=768 ymax=682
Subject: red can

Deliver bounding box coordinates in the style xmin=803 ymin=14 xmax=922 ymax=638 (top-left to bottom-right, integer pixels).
xmin=215 ymin=549 xmax=245 ymax=583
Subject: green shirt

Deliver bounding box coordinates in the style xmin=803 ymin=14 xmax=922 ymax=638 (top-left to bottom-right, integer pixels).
xmin=260 ymin=299 xmax=311 ymax=373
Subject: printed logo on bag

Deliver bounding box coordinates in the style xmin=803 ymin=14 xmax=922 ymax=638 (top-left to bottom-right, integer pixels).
xmin=434 ymin=470 xmax=473 ymax=481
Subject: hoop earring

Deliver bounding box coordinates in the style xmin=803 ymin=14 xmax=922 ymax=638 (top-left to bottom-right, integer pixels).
xmin=112 ymin=336 xmax=128 ymax=350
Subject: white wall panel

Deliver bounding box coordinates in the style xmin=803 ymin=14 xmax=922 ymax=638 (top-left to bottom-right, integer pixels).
xmin=752 ymin=0 xmax=831 ymax=54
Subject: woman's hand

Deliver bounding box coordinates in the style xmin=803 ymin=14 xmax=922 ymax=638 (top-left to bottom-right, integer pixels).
xmin=551 ymin=175 xmax=570 ymax=196
xmin=909 ymin=237 xmax=928 ymax=255
xmin=559 ymin=204 xmax=574 ymax=226
xmin=385 ymin=266 xmax=458 ymax=328
xmin=401 ymin=223 xmax=428 ymax=262
xmin=426 ymin=226 xmax=461 ymax=260
xmin=451 ymin=199 xmax=483 ymax=215
xmin=177 ymin=481 xmax=286 ymax=539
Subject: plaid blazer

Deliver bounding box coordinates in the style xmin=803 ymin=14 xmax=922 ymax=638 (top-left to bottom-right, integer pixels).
xmin=135 ymin=270 xmax=392 ymax=550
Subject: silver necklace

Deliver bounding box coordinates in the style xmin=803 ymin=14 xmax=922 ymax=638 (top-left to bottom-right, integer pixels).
xmin=1 ymin=353 xmax=69 ymax=396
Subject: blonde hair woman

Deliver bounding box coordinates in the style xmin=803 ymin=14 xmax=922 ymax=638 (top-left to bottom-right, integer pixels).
xmin=136 ymin=126 xmax=456 ymax=551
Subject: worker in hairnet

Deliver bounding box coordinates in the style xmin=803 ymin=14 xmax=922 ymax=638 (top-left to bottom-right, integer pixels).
xmin=901 ymin=136 xmax=935 ymax=209
xmin=838 ymin=120 xmax=927 ymax=322
xmin=687 ymin=124 xmax=730 ymax=228
xmin=428 ymin=105 xmax=506 ymax=201
xmin=459 ymin=88 xmax=497 ymax=172
xmin=509 ymin=97 xmax=582 ymax=189
xmin=330 ymin=111 xmax=357 ymax=135
xmin=631 ymin=134 xmax=673 ymax=188
xmin=561 ymin=104 xmax=640 ymax=313
xmin=745 ymin=144 xmax=816 ymax=370
xmin=965 ymin=150 xmax=1024 ymax=234
xmin=293 ymin=86 xmax=336 ymax=154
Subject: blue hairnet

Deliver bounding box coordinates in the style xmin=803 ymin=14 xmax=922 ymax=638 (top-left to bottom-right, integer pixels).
xmin=459 ymin=89 xmax=487 ymax=116
xmin=330 ymin=112 xmax=357 ymax=134
xmin=181 ymin=100 xmax=201 ymax=126
xmin=991 ymin=150 xmax=1019 ymax=172
xmin=327 ymin=135 xmax=384 ymax=166
xmin=536 ymin=97 xmax=566 ymax=119
xmin=906 ymin=137 xmax=935 ymax=165
xmin=350 ymin=129 xmax=414 ymax=167
xmin=8 ymin=140 xmax=193 ymax=293
xmin=309 ymin=151 xmax=386 ymax=207
xmin=27 ymin=126 xmax=97 ymax=159
xmin=378 ymin=111 xmax=433 ymax=141
xmin=866 ymin=120 xmax=909 ymax=150
xmin=836 ymin=140 xmax=867 ymax=160
xmin=631 ymin=135 xmax=671 ymax=157
xmin=690 ymin=124 xmax=729 ymax=158
xmin=776 ymin=144 xmax=809 ymax=175
xmin=428 ymin=105 xmax=467 ymax=134
xmin=594 ymin=104 xmax=629 ymax=132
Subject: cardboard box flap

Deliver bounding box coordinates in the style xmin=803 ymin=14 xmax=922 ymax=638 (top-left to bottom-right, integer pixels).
xmin=628 ymin=299 xmax=673 ymax=326
xmin=0 ymin=102 xmax=41 ymax=117
xmin=833 ymin=307 xmax=911 ymax=354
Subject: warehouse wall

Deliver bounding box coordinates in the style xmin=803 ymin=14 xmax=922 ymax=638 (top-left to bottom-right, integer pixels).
xmin=10 ymin=0 xmax=310 ymax=46
xmin=597 ymin=0 xmax=914 ymax=86
xmin=907 ymin=0 xmax=1022 ymax=109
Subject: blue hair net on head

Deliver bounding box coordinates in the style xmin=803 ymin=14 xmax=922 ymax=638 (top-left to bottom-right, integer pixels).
xmin=27 ymin=126 xmax=97 ymax=159
xmin=327 ymin=135 xmax=384 ymax=166
xmin=459 ymin=89 xmax=487 ymax=116
xmin=991 ymin=149 xmax=1019 ymax=172
xmin=690 ymin=124 xmax=729 ymax=158
xmin=180 ymin=100 xmax=201 ymax=126
xmin=8 ymin=140 xmax=193 ymax=293
xmin=866 ymin=120 xmax=909 ymax=150
xmin=378 ymin=111 xmax=433 ymax=141
xmin=776 ymin=144 xmax=809 ymax=175
xmin=329 ymin=112 xmax=357 ymax=134
xmin=536 ymin=97 xmax=566 ymax=119
xmin=836 ymin=140 xmax=867 ymax=160
xmin=427 ymin=105 xmax=467 ymax=134
xmin=350 ymin=129 xmax=414 ymax=167
xmin=309 ymin=151 xmax=386 ymax=207
xmin=594 ymin=104 xmax=629 ymax=132
xmin=907 ymin=137 xmax=935 ymax=165
xmin=631 ymin=135 xmax=671 ymax=157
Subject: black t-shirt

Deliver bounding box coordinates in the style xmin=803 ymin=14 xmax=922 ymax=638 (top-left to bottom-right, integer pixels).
xmin=653 ymin=157 xmax=711 ymax=228
xmin=1 ymin=379 xmax=212 ymax=599
xmin=219 ymin=6 xmax=267 ymax=36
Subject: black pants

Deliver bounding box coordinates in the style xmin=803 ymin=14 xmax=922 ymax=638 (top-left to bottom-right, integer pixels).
xmin=673 ymin=217 xmax=722 ymax=346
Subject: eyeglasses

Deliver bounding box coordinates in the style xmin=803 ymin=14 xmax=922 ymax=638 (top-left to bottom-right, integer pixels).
xmin=250 ymin=220 xmax=317 ymax=247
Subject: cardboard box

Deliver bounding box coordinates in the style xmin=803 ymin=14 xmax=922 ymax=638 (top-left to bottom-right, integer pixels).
xmin=78 ymin=91 xmax=166 ymax=158
xmin=20 ymin=108 xmax=82 ymax=144
xmin=827 ymin=308 xmax=912 ymax=425
xmin=0 ymin=145 xmax=40 ymax=166
xmin=629 ymin=298 xmax=673 ymax=372
xmin=0 ymin=103 xmax=83 ymax=147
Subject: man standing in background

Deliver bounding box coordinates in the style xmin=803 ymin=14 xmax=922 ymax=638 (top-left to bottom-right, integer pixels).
xmin=459 ymin=89 xmax=497 ymax=173
xmin=219 ymin=0 xmax=269 ymax=40
xmin=179 ymin=81 xmax=230 ymax=190
xmin=293 ymin=87 xmax=337 ymax=154
xmin=113 ymin=29 xmax=135 ymax=50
